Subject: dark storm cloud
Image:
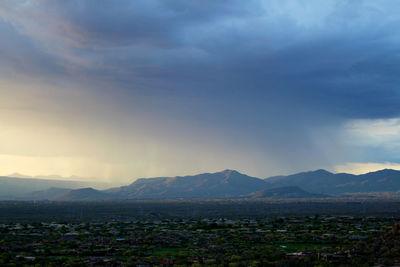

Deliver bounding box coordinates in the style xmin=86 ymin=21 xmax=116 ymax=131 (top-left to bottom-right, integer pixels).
xmin=8 ymin=0 xmax=259 ymax=48
xmin=39 ymin=0 xmax=399 ymax=120
xmin=2 ymin=1 xmax=399 ymax=118
xmin=0 ymin=22 xmax=65 ymax=79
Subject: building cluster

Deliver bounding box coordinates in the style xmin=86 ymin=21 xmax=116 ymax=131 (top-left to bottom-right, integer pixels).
xmin=0 ymin=215 xmax=397 ymax=265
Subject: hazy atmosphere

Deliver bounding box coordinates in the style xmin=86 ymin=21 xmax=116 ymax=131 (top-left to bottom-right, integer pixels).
xmin=1 ymin=0 xmax=400 ymax=185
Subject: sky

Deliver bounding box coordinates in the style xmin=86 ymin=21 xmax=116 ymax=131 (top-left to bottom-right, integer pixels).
xmin=0 ymin=0 xmax=400 ymax=185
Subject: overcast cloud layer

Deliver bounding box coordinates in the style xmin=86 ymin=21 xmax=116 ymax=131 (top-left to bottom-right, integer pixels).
xmin=0 ymin=0 xmax=400 ymax=184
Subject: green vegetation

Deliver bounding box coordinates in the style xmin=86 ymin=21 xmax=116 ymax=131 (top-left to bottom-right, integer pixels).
xmin=0 ymin=212 xmax=399 ymax=266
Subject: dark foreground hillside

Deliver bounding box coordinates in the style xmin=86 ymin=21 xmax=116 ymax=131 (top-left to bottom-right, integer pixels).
xmin=0 ymin=214 xmax=399 ymax=266
xmin=337 ymin=222 xmax=400 ymax=266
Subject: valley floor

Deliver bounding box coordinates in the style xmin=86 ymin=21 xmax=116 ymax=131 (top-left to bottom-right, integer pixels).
xmin=2 ymin=198 xmax=400 ymax=222
xmin=1 ymin=214 xmax=400 ymax=266
xmin=1 ymin=200 xmax=400 ymax=265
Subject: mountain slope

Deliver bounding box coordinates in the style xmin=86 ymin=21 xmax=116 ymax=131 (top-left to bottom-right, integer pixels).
xmin=0 ymin=176 xmax=91 ymax=199
xmin=21 ymin=187 xmax=72 ymax=200
xmin=108 ymin=169 xmax=270 ymax=199
xmin=248 ymin=186 xmax=329 ymax=199
xmin=56 ymin=188 xmax=113 ymax=201
xmin=265 ymin=169 xmax=400 ymax=194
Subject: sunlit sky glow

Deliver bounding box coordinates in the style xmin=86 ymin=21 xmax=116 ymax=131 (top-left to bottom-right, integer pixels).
xmin=1 ymin=0 xmax=400 ymax=185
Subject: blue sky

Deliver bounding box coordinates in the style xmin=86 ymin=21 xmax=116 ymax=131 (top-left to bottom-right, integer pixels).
xmin=0 ymin=0 xmax=400 ymax=184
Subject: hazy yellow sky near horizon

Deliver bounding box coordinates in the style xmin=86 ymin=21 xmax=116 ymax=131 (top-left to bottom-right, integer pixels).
xmin=0 ymin=77 xmax=276 ymax=184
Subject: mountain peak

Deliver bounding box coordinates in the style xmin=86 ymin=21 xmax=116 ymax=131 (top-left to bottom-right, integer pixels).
xmin=311 ymin=169 xmax=332 ymax=175
xmin=373 ymin=168 xmax=399 ymax=174
xmin=305 ymin=169 xmax=333 ymax=175
xmin=8 ymin=173 xmax=32 ymax=178
xmin=220 ymin=169 xmax=240 ymax=179
xmin=221 ymin=169 xmax=239 ymax=174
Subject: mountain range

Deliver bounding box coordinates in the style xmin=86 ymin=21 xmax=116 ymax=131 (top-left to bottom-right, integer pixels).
xmin=105 ymin=169 xmax=267 ymax=199
xmin=264 ymin=169 xmax=400 ymax=194
xmin=0 ymin=175 xmax=112 ymax=200
xmin=0 ymin=176 xmax=92 ymax=199
xmin=3 ymin=168 xmax=400 ymax=200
